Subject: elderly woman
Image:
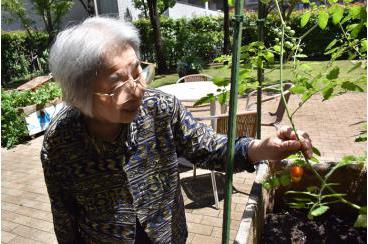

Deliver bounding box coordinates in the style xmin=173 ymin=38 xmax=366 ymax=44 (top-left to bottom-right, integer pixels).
xmin=41 ymin=17 xmax=313 ymax=244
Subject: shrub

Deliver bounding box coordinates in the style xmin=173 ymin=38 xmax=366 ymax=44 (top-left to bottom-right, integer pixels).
xmin=1 ymin=31 xmax=49 ymax=85
xmin=1 ymin=82 xmax=61 ymax=148
xmin=176 ymin=55 xmax=203 ymax=77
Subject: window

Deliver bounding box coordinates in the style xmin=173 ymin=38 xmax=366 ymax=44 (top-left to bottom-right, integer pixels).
xmin=96 ymin=0 xmax=119 ymax=17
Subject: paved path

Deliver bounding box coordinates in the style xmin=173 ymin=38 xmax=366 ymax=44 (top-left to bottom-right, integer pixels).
xmin=2 ymin=92 xmax=366 ymax=243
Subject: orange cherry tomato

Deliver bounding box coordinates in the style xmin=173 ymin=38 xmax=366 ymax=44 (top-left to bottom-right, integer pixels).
xmin=290 ymin=166 xmax=304 ymax=183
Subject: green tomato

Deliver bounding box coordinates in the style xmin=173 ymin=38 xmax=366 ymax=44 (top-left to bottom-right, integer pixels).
xmin=298 ymin=48 xmax=303 ymax=52
xmin=284 ymin=41 xmax=293 ymax=48
xmin=275 ymin=38 xmax=280 ymax=42
xmin=289 ymin=30 xmax=296 ymax=36
xmin=285 ymin=26 xmax=292 ymax=32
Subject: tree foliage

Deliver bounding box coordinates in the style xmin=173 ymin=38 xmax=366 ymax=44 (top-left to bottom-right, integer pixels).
xmin=2 ymin=0 xmax=74 ymax=43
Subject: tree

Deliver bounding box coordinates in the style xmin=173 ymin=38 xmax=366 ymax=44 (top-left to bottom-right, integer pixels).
xmin=2 ymin=0 xmax=74 ymax=44
xmin=2 ymin=0 xmax=35 ymax=37
xmin=142 ymin=0 xmax=175 ymax=74
xmin=223 ymin=0 xmax=231 ymax=54
xmin=32 ymin=0 xmax=74 ymax=43
xmin=133 ymin=0 xmax=175 ymax=18
xmin=78 ymin=0 xmax=95 ymax=16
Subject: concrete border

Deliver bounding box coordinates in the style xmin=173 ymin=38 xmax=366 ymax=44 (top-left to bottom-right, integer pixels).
xmin=234 ymin=162 xmax=270 ymax=244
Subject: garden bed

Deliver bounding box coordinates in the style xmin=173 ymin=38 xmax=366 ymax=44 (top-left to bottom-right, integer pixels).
xmin=234 ymin=161 xmax=366 ymax=244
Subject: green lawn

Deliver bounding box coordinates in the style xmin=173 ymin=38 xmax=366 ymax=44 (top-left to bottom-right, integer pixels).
xmin=149 ymin=60 xmax=366 ymax=89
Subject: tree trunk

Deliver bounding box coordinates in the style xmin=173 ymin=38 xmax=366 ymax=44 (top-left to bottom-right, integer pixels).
xmin=45 ymin=8 xmax=54 ymax=44
xmin=223 ymin=0 xmax=230 ymax=55
xmin=147 ymin=0 xmax=167 ymax=74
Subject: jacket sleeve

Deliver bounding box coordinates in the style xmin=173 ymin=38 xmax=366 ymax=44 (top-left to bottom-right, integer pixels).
xmin=41 ymin=146 xmax=81 ymax=243
xmin=171 ymin=97 xmax=256 ymax=173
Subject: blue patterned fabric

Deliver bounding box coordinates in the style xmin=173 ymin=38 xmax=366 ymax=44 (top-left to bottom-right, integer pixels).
xmin=41 ymin=88 xmax=255 ymax=243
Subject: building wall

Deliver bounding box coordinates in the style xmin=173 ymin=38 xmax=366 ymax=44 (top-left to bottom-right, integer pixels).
xmin=1 ymin=0 xmax=89 ymax=31
xmin=163 ymin=2 xmax=223 ymax=19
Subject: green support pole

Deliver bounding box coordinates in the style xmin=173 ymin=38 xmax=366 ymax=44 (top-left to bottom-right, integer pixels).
xmin=221 ymin=0 xmax=244 ymax=243
xmin=256 ymin=0 xmax=265 ymax=139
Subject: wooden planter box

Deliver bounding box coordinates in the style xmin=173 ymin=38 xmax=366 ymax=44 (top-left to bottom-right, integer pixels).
xmin=18 ymin=97 xmax=64 ymax=136
xmin=234 ymin=161 xmax=366 ymax=243
xmin=16 ymin=75 xmax=64 ymax=136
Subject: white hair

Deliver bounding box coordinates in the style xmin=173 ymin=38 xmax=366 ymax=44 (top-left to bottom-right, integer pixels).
xmin=49 ymin=17 xmax=140 ymax=117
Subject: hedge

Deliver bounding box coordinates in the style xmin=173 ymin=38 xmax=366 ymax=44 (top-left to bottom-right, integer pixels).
xmin=1 ymin=31 xmax=49 ymax=85
xmin=2 ymin=7 xmax=365 ymax=83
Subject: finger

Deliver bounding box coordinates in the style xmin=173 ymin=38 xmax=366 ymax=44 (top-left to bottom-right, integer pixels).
xmin=279 ymin=140 xmax=302 ymax=153
xmin=277 ymin=126 xmax=293 ymax=140
xmin=300 ymin=139 xmax=313 ymax=158
xmin=289 ymin=130 xmax=309 ymax=141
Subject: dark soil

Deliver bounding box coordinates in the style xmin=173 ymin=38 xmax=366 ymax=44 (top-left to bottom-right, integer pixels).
xmin=261 ymin=208 xmax=367 ymax=244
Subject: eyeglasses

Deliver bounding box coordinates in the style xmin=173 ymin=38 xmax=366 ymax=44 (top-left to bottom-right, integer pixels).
xmin=94 ymin=71 xmax=146 ymax=104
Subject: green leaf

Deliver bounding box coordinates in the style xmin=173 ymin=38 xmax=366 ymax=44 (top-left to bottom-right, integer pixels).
xmin=318 ymin=11 xmax=329 ymax=30
xmin=264 ymin=51 xmax=274 ymax=62
xmin=310 ymin=205 xmax=329 ymax=216
xmin=301 ymin=12 xmax=311 ymax=28
xmin=301 ymin=0 xmax=309 ymax=3
xmin=331 ymin=5 xmax=344 ymax=25
xmin=217 ymin=92 xmax=228 ymax=105
xmin=194 ymin=93 xmax=215 ymax=106
xmin=349 ymin=5 xmax=362 ymax=19
xmin=262 ymin=181 xmax=271 ymax=190
xmin=312 ymin=146 xmax=321 ymax=156
xmin=341 ymin=81 xmax=364 ymax=92
xmin=348 ymin=61 xmax=362 ymax=73
xmin=212 ymin=76 xmax=230 ymax=87
xmin=361 ymin=39 xmax=367 ymax=52
xmin=290 ymin=86 xmax=306 ymax=94
xmin=228 ymin=0 xmax=235 ymax=7
xmin=322 ymin=86 xmax=334 ymax=100
xmin=326 ymin=67 xmax=340 ymax=80
xmin=273 ymin=45 xmax=281 ymax=53
xmin=301 ymin=91 xmax=313 ymax=103
xmin=309 ymin=156 xmax=320 ymax=164
xmin=354 ymin=214 xmax=367 ymax=228
xmin=288 ymin=202 xmax=308 ymax=209
xmin=355 ymin=135 xmax=367 ymax=142
xmin=280 ymin=174 xmax=290 ymax=186
xmin=350 ymin=23 xmax=363 ymax=38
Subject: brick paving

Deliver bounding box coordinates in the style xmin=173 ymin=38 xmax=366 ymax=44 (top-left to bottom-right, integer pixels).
xmin=1 ymin=92 xmax=366 ymax=243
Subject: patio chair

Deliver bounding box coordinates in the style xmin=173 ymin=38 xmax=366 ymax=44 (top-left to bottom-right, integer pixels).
xmin=176 ymin=74 xmax=213 ymax=83
xmin=191 ymin=110 xmax=258 ymax=209
xmin=245 ymin=83 xmax=293 ymax=129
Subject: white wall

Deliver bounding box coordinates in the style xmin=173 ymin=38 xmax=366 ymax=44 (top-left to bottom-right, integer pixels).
xmin=163 ymin=2 xmax=223 ymax=19
xmin=1 ymin=0 xmax=89 ymax=31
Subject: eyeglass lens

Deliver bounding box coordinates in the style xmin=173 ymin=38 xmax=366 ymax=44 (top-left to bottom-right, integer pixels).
xmin=113 ymin=77 xmax=146 ymax=104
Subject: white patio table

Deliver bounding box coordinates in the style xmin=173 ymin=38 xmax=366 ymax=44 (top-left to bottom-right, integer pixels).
xmin=156 ymin=81 xmax=225 ymax=129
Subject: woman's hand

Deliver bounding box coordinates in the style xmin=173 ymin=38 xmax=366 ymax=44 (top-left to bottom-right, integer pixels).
xmin=248 ymin=126 xmax=313 ymax=163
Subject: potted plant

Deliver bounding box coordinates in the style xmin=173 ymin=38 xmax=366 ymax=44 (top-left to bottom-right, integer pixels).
xmin=232 ymin=1 xmax=366 ymax=243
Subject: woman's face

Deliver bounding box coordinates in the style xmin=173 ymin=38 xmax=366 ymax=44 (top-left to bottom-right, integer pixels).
xmin=91 ymin=45 xmax=146 ymax=124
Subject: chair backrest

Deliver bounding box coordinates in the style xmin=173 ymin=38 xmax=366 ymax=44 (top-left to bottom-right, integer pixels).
xmin=216 ymin=111 xmax=257 ymax=137
xmin=196 ymin=111 xmax=257 ymax=138
xmin=176 ymin=74 xmax=213 ymax=83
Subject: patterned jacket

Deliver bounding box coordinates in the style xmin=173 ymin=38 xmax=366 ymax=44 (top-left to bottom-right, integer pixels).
xmin=41 ymin=88 xmax=255 ymax=243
